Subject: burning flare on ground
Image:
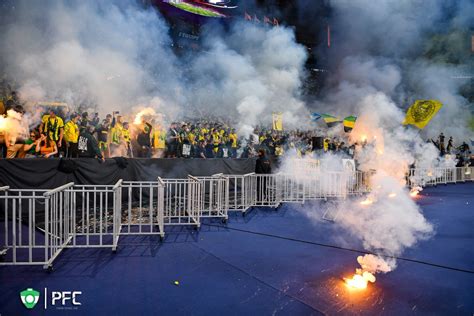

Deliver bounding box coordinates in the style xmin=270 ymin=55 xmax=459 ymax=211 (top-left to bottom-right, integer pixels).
xmin=388 ymin=192 xmax=397 ymax=198
xmin=410 ymin=186 xmax=422 ymax=197
xmin=344 ymin=255 xmax=393 ymax=290
xmin=344 ymin=270 xmax=376 ymax=290
xmin=360 ymin=197 xmax=374 ymax=205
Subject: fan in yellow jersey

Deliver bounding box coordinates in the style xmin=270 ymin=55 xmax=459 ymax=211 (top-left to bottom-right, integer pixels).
xmin=228 ymin=129 xmax=238 ymax=158
xmin=110 ymin=115 xmax=123 ymax=155
xmin=122 ymin=122 xmax=132 ymax=157
xmin=63 ymin=113 xmax=81 ymax=158
xmin=212 ymin=130 xmax=220 ymax=153
xmin=152 ymin=125 xmax=166 ymax=158
xmin=40 ymin=110 xmax=64 ymax=156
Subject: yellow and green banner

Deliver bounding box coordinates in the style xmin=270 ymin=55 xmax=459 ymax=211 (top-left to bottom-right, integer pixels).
xmin=343 ymin=115 xmax=357 ymax=132
xmin=403 ymin=100 xmax=442 ymax=129
xmin=321 ymin=114 xmax=341 ymax=128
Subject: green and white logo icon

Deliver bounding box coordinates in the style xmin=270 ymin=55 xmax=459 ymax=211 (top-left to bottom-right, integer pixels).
xmin=20 ymin=288 xmax=40 ymax=309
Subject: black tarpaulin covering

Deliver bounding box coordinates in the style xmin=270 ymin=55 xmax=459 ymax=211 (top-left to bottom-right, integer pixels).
xmin=0 ymin=158 xmax=256 ymax=188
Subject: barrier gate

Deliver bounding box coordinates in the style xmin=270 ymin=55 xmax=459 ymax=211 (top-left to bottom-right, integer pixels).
xmin=194 ymin=174 xmax=229 ymax=222
xmin=160 ymin=176 xmax=202 ymax=228
xmin=0 ymin=183 xmax=75 ymax=270
xmin=65 ymin=181 xmax=122 ymax=252
xmin=121 ymin=181 xmax=165 ymax=239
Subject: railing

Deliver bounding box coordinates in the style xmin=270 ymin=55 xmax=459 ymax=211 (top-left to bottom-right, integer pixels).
xmin=194 ymin=174 xmax=229 ymax=222
xmin=160 ymin=176 xmax=202 ymax=228
xmin=223 ymin=173 xmax=255 ymax=214
xmin=221 ymin=171 xmax=372 ymax=211
xmin=407 ymin=166 xmax=474 ymax=188
xmin=0 ymin=183 xmax=74 ymax=270
xmin=1 ymin=166 xmax=471 ymax=268
xmin=121 ymin=181 xmax=165 ymax=239
xmin=65 ymin=181 xmax=122 ymax=252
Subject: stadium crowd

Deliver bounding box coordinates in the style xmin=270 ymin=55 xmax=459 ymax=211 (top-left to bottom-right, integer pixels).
xmin=0 ymin=83 xmax=471 ymax=164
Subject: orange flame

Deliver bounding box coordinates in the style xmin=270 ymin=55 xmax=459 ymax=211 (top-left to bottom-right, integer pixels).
xmin=388 ymin=193 xmax=397 ymax=198
xmin=410 ymin=188 xmax=420 ymax=197
xmin=344 ymin=271 xmax=376 ymax=290
xmin=360 ymin=198 xmax=373 ymax=205
xmin=133 ymin=107 xmax=156 ymax=125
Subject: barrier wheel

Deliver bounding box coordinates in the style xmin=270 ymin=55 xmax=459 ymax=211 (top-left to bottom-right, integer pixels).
xmin=221 ymin=218 xmax=228 ymax=224
xmin=47 ymin=266 xmax=54 ymax=273
xmin=242 ymin=212 xmax=246 ymax=217
xmin=159 ymin=235 xmax=164 ymax=242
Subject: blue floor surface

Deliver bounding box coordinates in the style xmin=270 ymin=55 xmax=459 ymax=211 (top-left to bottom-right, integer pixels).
xmin=0 ymin=183 xmax=473 ymax=315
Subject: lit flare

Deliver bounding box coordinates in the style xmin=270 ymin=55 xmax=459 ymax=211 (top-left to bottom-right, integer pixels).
xmin=344 ymin=270 xmax=376 ymax=290
xmin=410 ymin=186 xmax=422 ymax=197
xmin=360 ymin=198 xmax=374 ymax=205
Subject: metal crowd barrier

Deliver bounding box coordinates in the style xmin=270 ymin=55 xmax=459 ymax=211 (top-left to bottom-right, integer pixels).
xmin=0 ymin=183 xmax=74 ymax=270
xmin=121 ymin=181 xmax=165 ymax=239
xmin=194 ymin=174 xmax=229 ymax=222
xmin=2 ymin=166 xmax=471 ymax=268
xmin=277 ymin=173 xmax=305 ymax=203
xmin=221 ymin=171 xmax=372 ymax=212
xmin=160 ymin=176 xmax=202 ymax=228
xmin=65 ymin=181 xmax=122 ymax=252
xmin=408 ymin=167 xmax=474 ymax=188
xmin=248 ymin=174 xmax=281 ymax=207
xmin=223 ymin=173 xmax=255 ymax=214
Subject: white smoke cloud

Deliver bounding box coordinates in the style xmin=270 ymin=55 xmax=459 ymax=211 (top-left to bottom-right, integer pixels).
xmin=1 ymin=1 xmax=310 ymax=136
xmin=292 ymin=0 xmax=472 ymax=281
xmin=1 ymin=0 xmax=183 ymax=116
xmin=189 ymin=22 xmax=309 ymax=136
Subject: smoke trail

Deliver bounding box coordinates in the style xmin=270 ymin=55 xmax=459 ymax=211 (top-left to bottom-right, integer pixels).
xmin=287 ymin=0 xmax=473 ymax=281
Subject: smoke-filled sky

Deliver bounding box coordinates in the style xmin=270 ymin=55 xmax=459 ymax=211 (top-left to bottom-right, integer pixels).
xmin=0 ymin=0 xmax=472 ymax=139
xmin=318 ymin=0 xmax=473 ymax=139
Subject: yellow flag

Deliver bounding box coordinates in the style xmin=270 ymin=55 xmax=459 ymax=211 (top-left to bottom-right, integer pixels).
xmin=272 ymin=112 xmax=283 ymax=131
xmin=403 ymin=100 xmax=442 ymax=129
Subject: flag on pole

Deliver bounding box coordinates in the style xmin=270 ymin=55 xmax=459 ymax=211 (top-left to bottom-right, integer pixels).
xmin=244 ymin=12 xmax=252 ymax=21
xmin=402 ymin=100 xmax=443 ymax=129
xmin=343 ymin=115 xmax=357 ymax=132
xmin=273 ymin=17 xmax=279 ymax=26
xmin=264 ymin=16 xmax=271 ymax=24
xmin=254 ymin=14 xmax=260 ymax=23
xmin=272 ymin=112 xmax=283 ymax=131
xmin=321 ymin=114 xmax=341 ymax=127
xmin=310 ymin=113 xmax=322 ymax=121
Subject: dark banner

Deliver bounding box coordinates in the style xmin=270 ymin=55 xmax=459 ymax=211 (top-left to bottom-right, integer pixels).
xmin=0 ymin=158 xmax=256 ymax=189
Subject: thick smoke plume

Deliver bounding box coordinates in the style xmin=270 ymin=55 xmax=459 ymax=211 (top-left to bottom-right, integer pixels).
xmin=0 ymin=1 xmax=309 ymax=133
xmin=189 ymin=22 xmax=308 ymax=135
xmin=1 ymin=1 xmax=183 ymax=117
xmin=286 ymin=0 xmax=473 ymax=282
